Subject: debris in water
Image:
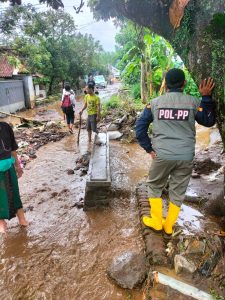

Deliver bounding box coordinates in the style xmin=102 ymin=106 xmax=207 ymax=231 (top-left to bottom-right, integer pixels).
xmin=153 ymin=271 xmax=213 ymax=300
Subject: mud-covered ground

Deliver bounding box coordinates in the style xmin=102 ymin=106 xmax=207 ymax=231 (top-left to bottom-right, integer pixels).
xmin=0 ymin=131 xmax=148 ymax=300
xmin=0 ymin=87 xmax=225 ymax=299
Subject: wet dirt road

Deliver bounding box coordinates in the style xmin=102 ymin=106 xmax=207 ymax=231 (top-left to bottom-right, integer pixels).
xmin=0 ymin=128 xmax=150 ymax=300
xmin=0 ymin=88 xmax=223 ymax=299
xmin=0 ymin=129 xmax=221 ymax=300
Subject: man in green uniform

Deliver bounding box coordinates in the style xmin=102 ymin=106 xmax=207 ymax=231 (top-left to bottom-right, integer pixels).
xmin=136 ymin=69 xmax=216 ymax=235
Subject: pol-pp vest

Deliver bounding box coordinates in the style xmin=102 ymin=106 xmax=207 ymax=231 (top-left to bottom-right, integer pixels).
xmin=151 ymin=92 xmax=200 ymax=160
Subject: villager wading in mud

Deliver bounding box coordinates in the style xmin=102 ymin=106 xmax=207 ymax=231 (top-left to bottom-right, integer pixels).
xmin=79 ymin=83 xmax=101 ymax=143
xmin=136 ymin=68 xmax=216 ymax=236
xmin=61 ymin=84 xmax=76 ymax=134
xmin=0 ymin=122 xmax=28 ymax=234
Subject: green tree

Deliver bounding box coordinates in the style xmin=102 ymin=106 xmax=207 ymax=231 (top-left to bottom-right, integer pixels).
xmin=0 ymin=5 xmax=105 ymax=94
xmin=115 ymin=22 xmax=176 ymax=102
xmin=88 ymin=0 xmax=225 ymax=149
xmin=0 ymin=0 xmax=64 ymax=9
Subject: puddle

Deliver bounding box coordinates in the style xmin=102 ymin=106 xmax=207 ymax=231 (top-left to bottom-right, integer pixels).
xmin=195 ymin=124 xmax=210 ymax=151
xmin=178 ymin=204 xmax=203 ymax=234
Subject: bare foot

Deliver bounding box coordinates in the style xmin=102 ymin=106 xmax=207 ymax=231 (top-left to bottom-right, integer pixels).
xmin=0 ymin=220 xmax=7 ymax=234
xmin=16 ymin=209 xmax=29 ymax=227
xmin=19 ymin=220 xmax=29 ymax=227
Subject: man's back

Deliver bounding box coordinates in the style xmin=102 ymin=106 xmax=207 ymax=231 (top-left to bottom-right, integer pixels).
xmin=150 ymin=92 xmax=200 ymax=160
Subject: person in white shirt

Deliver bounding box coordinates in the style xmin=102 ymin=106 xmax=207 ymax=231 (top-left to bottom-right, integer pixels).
xmin=61 ymin=85 xmax=76 ymax=133
xmin=62 ymin=86 xmax=75 ymax=100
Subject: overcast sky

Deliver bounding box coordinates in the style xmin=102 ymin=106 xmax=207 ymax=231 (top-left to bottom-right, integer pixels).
xmin=0 ymin=0 xmax=119 ymax=51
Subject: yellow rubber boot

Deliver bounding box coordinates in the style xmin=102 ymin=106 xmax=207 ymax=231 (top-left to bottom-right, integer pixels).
xmin=163 ymin=202 xmax=180 ymax=235
xmin=142 ymin=198 xmax=162 ymax=232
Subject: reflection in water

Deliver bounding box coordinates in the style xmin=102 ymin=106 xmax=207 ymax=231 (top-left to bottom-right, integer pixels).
xmin=178 ymin=204 xmax=203 ymax=234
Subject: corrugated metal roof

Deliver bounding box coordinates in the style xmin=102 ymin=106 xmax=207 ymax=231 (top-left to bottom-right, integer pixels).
xmin=0 ymin=56 xmax=13 ymax=78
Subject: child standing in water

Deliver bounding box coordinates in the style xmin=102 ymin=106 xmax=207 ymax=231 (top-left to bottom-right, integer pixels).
xmin=79 ymin=84 xmax=101 ymax=143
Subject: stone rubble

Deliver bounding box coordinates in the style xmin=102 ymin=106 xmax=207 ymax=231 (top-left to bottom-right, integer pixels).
xmin=136 ymin=182 xmax=225 ymax=296
xmin=107 ymin=251 xmax=147 ymax=289
xmin=14 ymin=121 xmax=67 ymax=167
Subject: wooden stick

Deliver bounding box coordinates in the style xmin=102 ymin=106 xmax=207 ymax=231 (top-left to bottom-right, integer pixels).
xmin=77 ymin=113 xmax=82 ymax=145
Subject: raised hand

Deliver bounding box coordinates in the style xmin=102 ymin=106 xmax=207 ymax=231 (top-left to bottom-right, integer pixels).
xmin=199 ymin=77 xmax=215 ymax=96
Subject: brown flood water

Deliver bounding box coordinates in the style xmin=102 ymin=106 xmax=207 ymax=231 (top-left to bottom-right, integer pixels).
xmin=0 ymin=101 xmax=222 ymax=299
xmin=0 ymin=124 xmax=150 ymax=299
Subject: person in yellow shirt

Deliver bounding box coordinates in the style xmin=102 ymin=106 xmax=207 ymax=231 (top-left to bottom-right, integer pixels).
xmin=79 ymin=84 xmax=101 ymax=143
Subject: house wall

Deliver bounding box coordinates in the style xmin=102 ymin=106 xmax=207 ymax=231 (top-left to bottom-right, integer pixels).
xmin=13 ymin=75 xmax=35 ymax=108
xmin=22 ymin=75 xmax=35 ymax=108
xmin=0 ymin=80 xmax=25 ymax=113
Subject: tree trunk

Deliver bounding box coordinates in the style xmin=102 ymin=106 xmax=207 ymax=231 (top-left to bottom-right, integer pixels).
xmin=92 ymin=0 xmax=225 ymax=149
xmin=146 ymin=44 xmax=153 ymax=98
xmin=149 ymin=62 xmax=153 ymax=98
xmin=141 ymin=59 xmax=147 ymax=103
xmin=48 ymin=77 xmax=55 ymax=96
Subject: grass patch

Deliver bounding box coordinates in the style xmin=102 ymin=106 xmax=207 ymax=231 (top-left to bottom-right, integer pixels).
xmin=35 ymin=94 xmax=61 ymax=106
xmin=210 ymin=290 xmax=225 ymax=300
xmin=102 ymin=93 xmax=145 ymax=118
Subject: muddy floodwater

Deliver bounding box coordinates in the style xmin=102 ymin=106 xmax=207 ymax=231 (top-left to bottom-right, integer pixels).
xmin=0 ymin=128 xmax=150 ymax=299
xmin=0 ymin=88 xmax=223 ymax=299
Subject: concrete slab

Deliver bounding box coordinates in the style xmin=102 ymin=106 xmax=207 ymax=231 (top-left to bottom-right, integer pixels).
xmin=84 ymin=132 xmax=111 ymax=209
xmin=87 ymin=132 xmax=111 ymax=187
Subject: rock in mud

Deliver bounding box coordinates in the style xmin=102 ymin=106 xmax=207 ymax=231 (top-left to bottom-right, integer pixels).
xmin=46 ymin=121 xmax=57 ymax=128
xmin=108 ymin=131 xmax=123 ymax=140
xmin=67 ymin=169 xmax=75 ymax=175
xmin=204 ymin=190 xmax=225 ymax=217
xmin=15 ymin=123 xmax=67 ymax=165
xmin=79 ymin=169 xmax=88 ymax=176
xmin=29 ymin=153 xmax=37 ymax=159
xmin=107 ymin=123 xmax=120 ymax=131
xmin=74 ymin=164 xmax=82 ymax=170
xmin=145 ymin=234 xmax=167 ymax=265
xmin=118 ymin=115 xmax=128 ymax=124
xmin=185 ymin=240 xmax=206 ymax=255
xmin=75 ymin=152 xmax=91 ymax=170
xmin=107 ymin=251 xmax=147 ymax=289
xmin=191 ymin=171 xmax=200 ymax=179
xmin=212 ymin=255 xmax=225 ymax=280
xmin=73 ymin=200 xmax=84 ymax=209
xmin=51 ymin=192 xmax=58 ymax=198
xmin=24 ymin=205 xmax=34 ymax=212
xmin=174 ymin=255 xmax=197 ymax=274
xmin=184 ymin=189 xmax=203 ymax=203
xmin=193 ymin=158 xmax=221 ymax=175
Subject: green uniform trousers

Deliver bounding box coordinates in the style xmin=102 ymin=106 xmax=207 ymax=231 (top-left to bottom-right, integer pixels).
xmin=147 ymin=157 xmax=193 ymax=207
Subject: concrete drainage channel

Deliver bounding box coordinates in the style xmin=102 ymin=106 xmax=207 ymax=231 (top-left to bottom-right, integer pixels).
xmin=84 ymin=132 xmax=111 ymax=209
